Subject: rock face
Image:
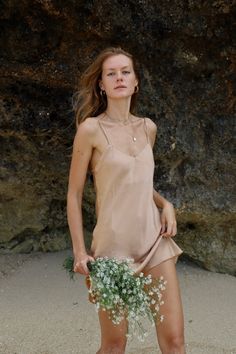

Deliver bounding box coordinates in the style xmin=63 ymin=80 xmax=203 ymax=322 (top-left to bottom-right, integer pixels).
xmin=0 ymin=1 xmax=235 ymax=275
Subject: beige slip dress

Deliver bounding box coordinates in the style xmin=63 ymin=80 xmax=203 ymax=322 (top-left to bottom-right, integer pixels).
xmin=90 ymin=115 xmax=183 ymax=274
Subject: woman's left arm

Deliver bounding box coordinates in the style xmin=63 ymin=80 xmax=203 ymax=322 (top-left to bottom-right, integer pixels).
xmin=153 ymin=189 xmax=177 ymax=237
xmin=145 ymin=117 xmax=177 ymax=238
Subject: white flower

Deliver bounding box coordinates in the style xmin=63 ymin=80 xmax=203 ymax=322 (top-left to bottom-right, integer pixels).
xmin=81 ymin=256 xmax=166 ymax=342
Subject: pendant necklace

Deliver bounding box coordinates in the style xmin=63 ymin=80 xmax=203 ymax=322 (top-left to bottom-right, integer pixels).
xmin=104 ymin=112 xmax=137 ymax=142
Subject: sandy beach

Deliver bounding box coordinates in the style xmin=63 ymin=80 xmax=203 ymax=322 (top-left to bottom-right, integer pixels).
xmin=0 ymin=250 xmax=235 ymax=354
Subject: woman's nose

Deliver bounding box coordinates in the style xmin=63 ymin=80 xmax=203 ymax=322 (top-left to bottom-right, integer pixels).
xmin=116 ymin=71 xmax=123 ymax=80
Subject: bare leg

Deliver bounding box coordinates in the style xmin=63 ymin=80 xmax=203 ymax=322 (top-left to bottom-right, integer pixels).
xmin=96 ymin=308 xmax=128 ymax=354
xmin=143 ymin=257 xmax=186 ymax=354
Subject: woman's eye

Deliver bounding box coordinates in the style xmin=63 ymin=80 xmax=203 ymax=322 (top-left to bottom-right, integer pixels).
xmin=123 ymin=71 xmax=130 ymax=74
xmin=107 ymin=72 xmax=114 ymax=76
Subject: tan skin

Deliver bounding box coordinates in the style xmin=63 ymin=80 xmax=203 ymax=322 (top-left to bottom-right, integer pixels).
xmin=67 ymin=54 xmax=185 ymax=353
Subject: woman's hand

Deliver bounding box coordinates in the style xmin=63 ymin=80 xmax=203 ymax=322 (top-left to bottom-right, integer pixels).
xmin=73 ymin=253 xmax=95 ymax=276
xmin=160 ymin=201 xmax=177 ymax=237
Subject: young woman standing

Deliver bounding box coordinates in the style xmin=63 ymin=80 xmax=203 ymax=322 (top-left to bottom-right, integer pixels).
xmin=67 ymin=47 xmax=186 ymax=354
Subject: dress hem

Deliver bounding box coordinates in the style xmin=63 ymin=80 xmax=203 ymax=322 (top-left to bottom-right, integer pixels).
xmin=142 ymin=250 xmax=183 ymax=273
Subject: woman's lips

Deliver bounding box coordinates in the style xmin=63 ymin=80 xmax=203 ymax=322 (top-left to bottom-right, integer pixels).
xmin=114 ymin=86 xmax=127 ymax=89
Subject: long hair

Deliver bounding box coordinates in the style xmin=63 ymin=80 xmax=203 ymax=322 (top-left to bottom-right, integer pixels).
xmin=72 ymin=47 xmax=141 ymax=129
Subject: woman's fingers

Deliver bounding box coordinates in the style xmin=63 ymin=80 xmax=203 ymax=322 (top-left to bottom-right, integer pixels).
xmin=160 ymin=202 xmax=177 ymax=237
xmin=74 ymin=255 xmax=95 ymax=275
xmin=162 ymin=223 xmax=171 ymax=237
xmin=74 ymin=259 xmax=88 ymax=275
xmin=84 ymin=256 xmax=95 ymax=274
xmin=161 ymin=221 xmax=177 ymax=237
xmin=73 ymin=261 xmax=82 ymax=273
xmin=173 ymin=221 xmax=177 ymax=236
xmin=160 ymin=217 xmax=167 ymax=234
xmin=160 ymin=223 xmax=166 ymax=234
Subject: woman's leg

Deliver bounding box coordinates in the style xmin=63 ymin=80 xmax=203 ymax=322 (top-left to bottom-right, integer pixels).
xmin=143 ymin=257 xmax=186 ymax=354
xmin=96 ymin=309 xmax=128 ymax=354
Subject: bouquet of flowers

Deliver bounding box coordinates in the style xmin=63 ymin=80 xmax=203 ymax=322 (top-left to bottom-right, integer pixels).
xmin=63 ymin=255 xmax=167 ymax=342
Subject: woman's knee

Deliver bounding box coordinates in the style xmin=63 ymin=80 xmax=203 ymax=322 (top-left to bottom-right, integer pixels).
xmin=97 ymin=337 xmax=127 ymax=354
xmin=98 ymin=322 xmax=127 ymax=351
xmin=169 ymin=332 xmax=185 ymax=349
xmin=160 ymin=332 xmax=185 ymax=353
xmin=98 ymin=309 xmax=128 ymax=353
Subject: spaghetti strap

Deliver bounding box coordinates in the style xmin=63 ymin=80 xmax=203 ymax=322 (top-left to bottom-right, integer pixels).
xmin=98 ymin=119 xmax=111 ymax=145
xmin=143 ymin=118 xmax=149 ymax=144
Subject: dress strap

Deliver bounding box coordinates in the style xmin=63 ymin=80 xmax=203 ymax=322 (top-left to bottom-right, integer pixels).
xmin=98 ymin=118 xmax=111 ymax=145
xmin=143 ymin=118 xmax=150 ymax=144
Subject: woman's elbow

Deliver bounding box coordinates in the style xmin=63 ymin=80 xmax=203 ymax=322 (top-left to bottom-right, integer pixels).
xmin=67 ymin=189 xmax=83 ymax=204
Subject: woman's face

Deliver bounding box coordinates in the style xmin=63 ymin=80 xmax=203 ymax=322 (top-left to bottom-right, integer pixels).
xmin=99 ymin=54 xmax=138 ymax=99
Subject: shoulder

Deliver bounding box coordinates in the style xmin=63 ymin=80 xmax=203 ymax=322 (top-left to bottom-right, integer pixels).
xmin=77 ymin=117 xmax=98 ymax=132
xmin=143 ymin=116 xmax=158 ymax=147
xmin=133 ymin=115 xmax=157 ymax=131
xmin=144 ymin=117 xmax=157 ymax=133
xmin=74 ymin=116 xmax=101 ymax=141
xmin=133 ymin=115 xmax=157 ymax=133
xmin=132 ymin=115 xmax=157 ymax=147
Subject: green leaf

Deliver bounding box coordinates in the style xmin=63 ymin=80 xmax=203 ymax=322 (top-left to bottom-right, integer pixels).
xmin=62 ymin=255 xmax=75 ymax=281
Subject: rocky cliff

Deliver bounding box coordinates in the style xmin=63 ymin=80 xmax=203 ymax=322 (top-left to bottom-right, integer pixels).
xmin=0 ymin=0 xmax=235 ymax=275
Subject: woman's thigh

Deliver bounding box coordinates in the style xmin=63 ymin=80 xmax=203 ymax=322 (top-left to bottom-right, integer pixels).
xmin=143 ymin=257 xmax=185 ymax=344
xmin=97 ymin=308 xmax=128 ymax=348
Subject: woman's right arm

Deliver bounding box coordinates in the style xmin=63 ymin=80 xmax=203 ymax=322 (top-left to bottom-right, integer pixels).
xmin=67 ymin=118 xmax=95 ymax=275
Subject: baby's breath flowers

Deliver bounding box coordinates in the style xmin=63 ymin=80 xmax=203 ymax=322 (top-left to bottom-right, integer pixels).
xmin=63 ymin=255 xmax=167 ymax=342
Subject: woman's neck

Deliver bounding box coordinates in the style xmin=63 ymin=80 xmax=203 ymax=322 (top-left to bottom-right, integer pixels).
xmin=105 ymin=99 xmax=131 ymax=122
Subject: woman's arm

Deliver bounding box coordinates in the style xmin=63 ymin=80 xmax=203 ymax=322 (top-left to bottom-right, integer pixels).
xmin=153 ymin=188 xmax=172 ymax=209
xmin=146 ymin=117 xmax=177 ymax=237
xmin=153 ymin=188 xmax=177 ymax=237
xmin=67 ymin=118 xmax=95 ymax=274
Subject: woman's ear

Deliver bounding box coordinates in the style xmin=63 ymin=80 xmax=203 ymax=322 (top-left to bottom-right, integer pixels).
xmin=99 ymin=80 xmax=104 ymax=91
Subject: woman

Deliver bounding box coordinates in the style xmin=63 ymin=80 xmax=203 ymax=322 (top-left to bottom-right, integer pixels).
xmin=67 ymin=47 xmax=186 ymax=354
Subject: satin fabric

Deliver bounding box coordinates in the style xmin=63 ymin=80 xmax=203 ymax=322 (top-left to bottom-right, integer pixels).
xmin=90 ymin=116 xmax=183 ymax=274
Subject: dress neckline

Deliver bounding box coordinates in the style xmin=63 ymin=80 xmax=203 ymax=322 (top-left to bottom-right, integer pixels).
xmin=92 ymin=143 xmax=152 ymax=173
xmin=111 ymin=142 xmax=150 ymax=159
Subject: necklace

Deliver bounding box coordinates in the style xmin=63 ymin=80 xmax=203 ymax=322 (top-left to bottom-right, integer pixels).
xmin=104 ymin=112 xmax=137 ymax=142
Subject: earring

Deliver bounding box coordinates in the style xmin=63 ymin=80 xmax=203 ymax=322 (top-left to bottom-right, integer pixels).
xmin=100 ymin=89 xmax=106 ymax=96
xmin=134 ymin=85 xmax=139 ymax=93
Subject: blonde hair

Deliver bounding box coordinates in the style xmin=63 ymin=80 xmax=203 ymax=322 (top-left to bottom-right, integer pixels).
xmin=72 ymin=47 xmax=140 ymax=129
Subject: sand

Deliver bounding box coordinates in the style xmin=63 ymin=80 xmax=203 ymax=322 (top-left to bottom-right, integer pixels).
xmin=0 ymin=250 xmax=235 ymax=354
